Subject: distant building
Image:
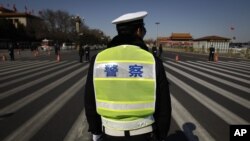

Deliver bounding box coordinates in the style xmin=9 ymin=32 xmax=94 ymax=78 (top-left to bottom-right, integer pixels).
xmin=0 ymin=6 xmax=41 ymax=28
xmin=193 ymin=35 xmax=231 ymax=53
xmin=0 ymin=6 xmax=42 ymax=49
xmin=158 ymin=33 xmax=193 ymax=47
xmin=156 ymin=37 xmax=170 ymax=47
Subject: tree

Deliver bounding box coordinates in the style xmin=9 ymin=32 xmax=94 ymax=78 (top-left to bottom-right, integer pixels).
xmin=37 ymin=9 xmax=109 ymax=45
xmin=38 ymin=9 xmax=76 ymax=42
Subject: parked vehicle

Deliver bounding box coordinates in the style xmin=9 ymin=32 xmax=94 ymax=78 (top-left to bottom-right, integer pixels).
xmin=61 ymin=42 xmax=75 ymax=50
xmin=39 ymin=39 xmax=53 ymax=51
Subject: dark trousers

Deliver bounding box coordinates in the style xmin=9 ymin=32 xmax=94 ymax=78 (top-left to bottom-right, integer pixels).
xmin=102 ymin=133 xmax=154 ymax=141
xmin=158 ymin=51 xmax=162 ymax=57
xmin=9 ymin=53 xmax=14 ymax=61
xmin=85 ymin=53 xmax=89 ymax=61
xmin=208 ymin=53 xmax=214 ymax=61
xmin=79 ymin=55 xmax=83 ymax=62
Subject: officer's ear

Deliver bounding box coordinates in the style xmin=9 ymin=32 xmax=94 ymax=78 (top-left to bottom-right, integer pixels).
xmin=136 ymin=27 xmax=141 ymax=36
xmin=136 ymin=26 xmax=146 ymax=38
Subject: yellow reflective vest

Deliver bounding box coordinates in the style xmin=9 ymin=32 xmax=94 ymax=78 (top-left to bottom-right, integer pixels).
xmin=93 ymin=45 xmax=156 ymax=130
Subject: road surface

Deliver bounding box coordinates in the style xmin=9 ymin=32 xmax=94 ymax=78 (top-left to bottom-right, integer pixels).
xmin=0 ymin=49 xmax=249 ymax=141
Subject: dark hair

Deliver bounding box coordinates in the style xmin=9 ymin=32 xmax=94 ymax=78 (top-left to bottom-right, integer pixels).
xmin=116 ymin=19 xmax=145 ymax=35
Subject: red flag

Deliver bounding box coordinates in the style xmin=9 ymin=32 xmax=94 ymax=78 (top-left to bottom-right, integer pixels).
xmin=13 ymin=4 xmax=17 ymax=12
xmin=25 ymin=5 xmax=27 ymax=13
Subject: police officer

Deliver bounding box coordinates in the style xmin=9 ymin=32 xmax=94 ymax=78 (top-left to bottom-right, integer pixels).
xmin=8 ymin=42 xmax=15 ymax=61
xmin=54 ymin=42 xmax=60 ymax=55
xmin=208 ymin=45 xmax=215 ymax=61
xmin=79 ymin=45 xmax=84 ymax=63
xmin=158 ymin=44 xmax=163 ymax=58
xmin=85 ymin=46 xmax=90 ymax=61
xmin=84 ymin=11 xmax=171 ymax=141
xmin=152 ymin=42 xmax=157 ymax=56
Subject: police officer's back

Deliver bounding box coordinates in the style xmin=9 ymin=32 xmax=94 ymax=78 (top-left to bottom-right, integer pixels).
xmin=84 ymin=11 xmax=171 ymax=141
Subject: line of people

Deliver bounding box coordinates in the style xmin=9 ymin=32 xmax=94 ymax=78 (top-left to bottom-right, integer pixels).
xmin=4 ymin=42 xmax=91 ymax=62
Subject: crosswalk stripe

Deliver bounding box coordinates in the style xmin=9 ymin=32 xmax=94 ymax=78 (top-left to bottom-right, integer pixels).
xmin=167 ymin=61 xmax=250 ymax=93
xmin=185 ymin=61 xmax=250 ymax=84
xmin=2 ymin=76 xmax=87 ymax=141
xmin=64 ymin=109 xmax=91 ymax=141
xmin=218 ymin=61 xmax=250 ymax=69
xmin=228 ymin=60 xmax=250 ymax=65
xmin=171 ymin=94 xmax=215 ymax=141
xmin=0 ymin=61 xmax=72 ymax=86
xmin=0 ymin=65 xmax=89 ymax=115
xmin=166 ymin=72 xmax=249 ymax=124
xmin=239 ymin=61 xmax=250 ymax=63
xmin=0 ymin=61 xmax=42 ymax=69
xmin=164 ymin=62 xmax=250 ymax=109
xmin=0 ymin=61 xmax=51 ymax=75
xmin=0 ymin=61 xmax=55 ymax=81
xmin=196 ymin=61 xmax=250 ymax=74
xmin=0 ymin=62 xmax=80 ymax=100
xmin=187 ymin=61 xmax=250 ymax=79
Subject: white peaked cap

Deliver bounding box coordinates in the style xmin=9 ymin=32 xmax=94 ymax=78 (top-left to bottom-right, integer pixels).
xmin=112 ymin=11 xmax=148 ymax=24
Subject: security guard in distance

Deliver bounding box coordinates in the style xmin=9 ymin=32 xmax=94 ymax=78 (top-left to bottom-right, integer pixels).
xmin=84 ymin=11 xmax=171 ymax=141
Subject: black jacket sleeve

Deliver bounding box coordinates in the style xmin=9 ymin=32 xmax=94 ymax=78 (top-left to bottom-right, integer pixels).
xmin=153 ymin=57 xmax=172 ymax=140
xmin=84 ymin=55 xmax=103 ymax=135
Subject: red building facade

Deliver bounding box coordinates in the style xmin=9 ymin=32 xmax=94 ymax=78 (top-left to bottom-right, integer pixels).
xmin=158 ymin=33 xmax=193 ymax=47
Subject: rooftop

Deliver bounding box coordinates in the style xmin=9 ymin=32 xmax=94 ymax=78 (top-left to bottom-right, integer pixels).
xmin=194 ymin=35 xmax=231 ymax=41
xmin=170 ymin=33 xmax=193 ymax=40
xmin=0 ymin=6 xmax=15 ymax=13
xmin=0 ymin=6 xmax=40 ymax=19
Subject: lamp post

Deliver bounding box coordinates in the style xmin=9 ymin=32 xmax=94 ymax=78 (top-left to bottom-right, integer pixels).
xmin=72 ymin=15 xmax=84 ymax=49
xmin=72 ymin=15 xmax=84 ymax=34
xmin=155 ymin=22 xmax=160 ymax=47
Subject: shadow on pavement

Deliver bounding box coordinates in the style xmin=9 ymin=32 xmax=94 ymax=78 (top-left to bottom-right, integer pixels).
xmin=167 ymin=122 xmax=199 ymax=141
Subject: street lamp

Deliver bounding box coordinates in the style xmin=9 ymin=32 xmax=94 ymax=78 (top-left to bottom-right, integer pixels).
xmin=72 ymin=15 xmax=84 ymax=49
xmin=72 ymin=15 xmax=84 ymax=34
xmin=155 ymin=22 xmax=160 ymax=47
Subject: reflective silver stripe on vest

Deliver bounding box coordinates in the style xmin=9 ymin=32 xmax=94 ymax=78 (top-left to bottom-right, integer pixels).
xmin=97 ymin=100 xmax=155 ymax=110
xmin=94 ymin=62 xmax=155 ymax=79
xmin=102 ymin=115 xmax=155 ymax=130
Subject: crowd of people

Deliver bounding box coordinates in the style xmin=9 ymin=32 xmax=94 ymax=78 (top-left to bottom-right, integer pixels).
xmin=2 ymin=42 xmax=93 ymax=62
